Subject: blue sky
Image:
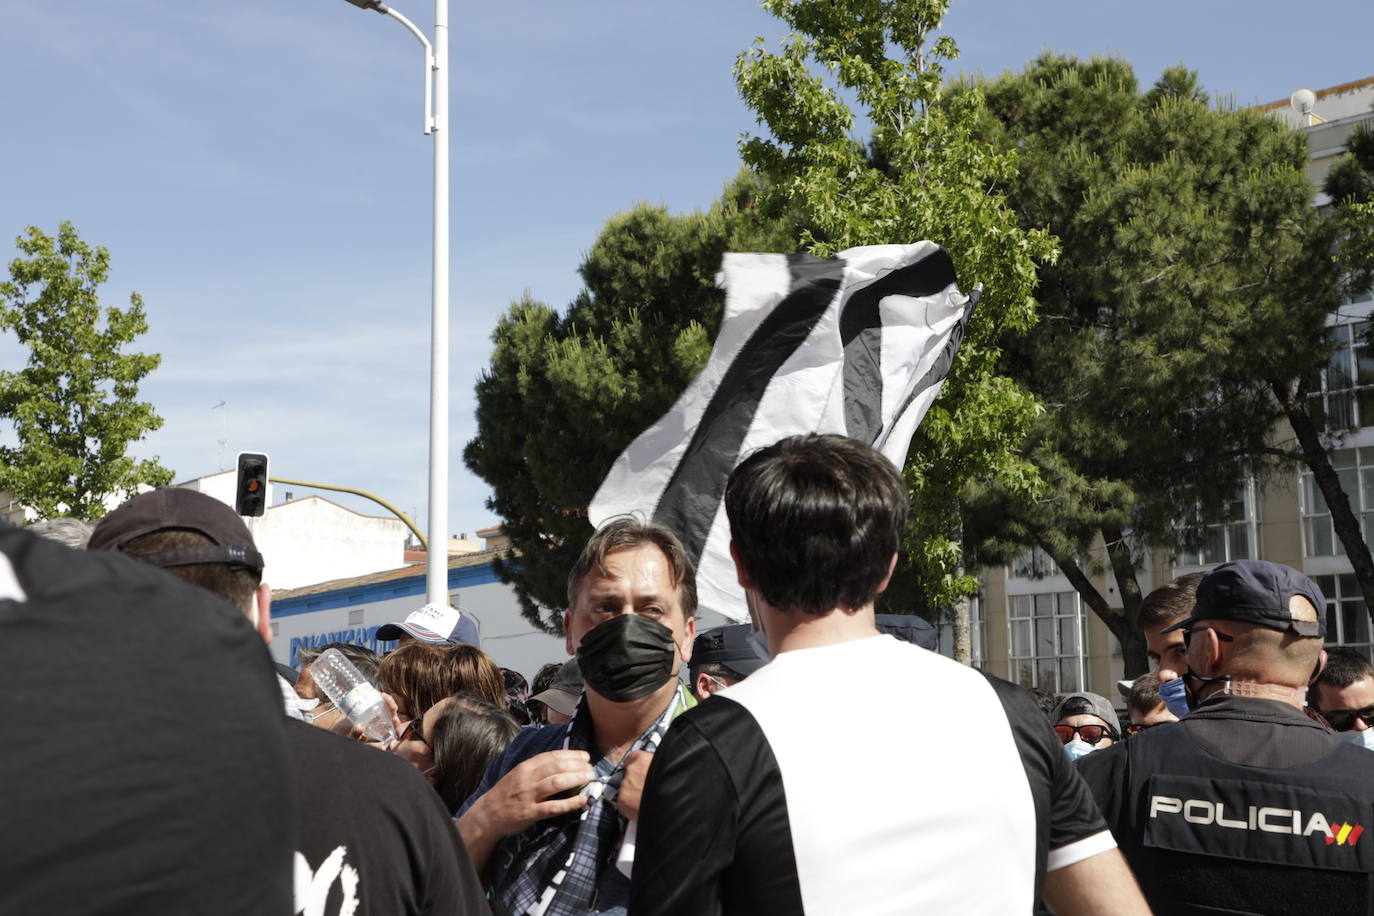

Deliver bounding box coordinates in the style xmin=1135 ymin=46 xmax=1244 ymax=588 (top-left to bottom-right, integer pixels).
xmin=3 ymin=0 xmax=1372 ymax=541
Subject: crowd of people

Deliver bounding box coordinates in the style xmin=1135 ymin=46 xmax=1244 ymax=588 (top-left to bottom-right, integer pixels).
xmin=6 ymin=432 xmax=1374 ymax=914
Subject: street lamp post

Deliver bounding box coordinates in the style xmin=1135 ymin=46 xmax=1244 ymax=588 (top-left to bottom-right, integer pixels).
xmin=343 ymin=0 xmax=450 ymax=609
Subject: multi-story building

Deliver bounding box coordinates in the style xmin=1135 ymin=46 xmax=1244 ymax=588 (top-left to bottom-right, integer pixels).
xmin=975 ymin=76 xmax=1374 ymax=699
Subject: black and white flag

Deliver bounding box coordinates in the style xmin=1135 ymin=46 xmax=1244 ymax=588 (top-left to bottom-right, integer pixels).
xmin=589 ymin=242 xmax=980 ymax=621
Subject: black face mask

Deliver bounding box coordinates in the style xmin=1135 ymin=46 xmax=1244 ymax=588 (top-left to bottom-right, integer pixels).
xmin=577 ymin=614 xmax=679 ymax=703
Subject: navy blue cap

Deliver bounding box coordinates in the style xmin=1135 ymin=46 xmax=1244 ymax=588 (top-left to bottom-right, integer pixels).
xmin=692 ymin=624 xmax=767 ymax=678
xmin=1162 ymin=560 xmax=1326 ymax=638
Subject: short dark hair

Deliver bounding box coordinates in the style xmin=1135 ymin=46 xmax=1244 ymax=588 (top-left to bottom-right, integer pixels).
xmin=429 ymin=692 xmax=521 ymax=814
xmin=688 ymin=661 xmax=736 ymax=683
xmin=1135 ymin=572 xmax=1205 ymax=631
xmin=1127 ymin=672 xmax=1164 ymax=716
xmin=1312 ymin=647 xmax=1374 ymax=707
xmin=122 ymin=529 xmax=260 ymax=611
xmin=725 ymin=434 xmax=907 ymax=615
xmin=1026 ymin=686 xmax=1059 ymax=720
xmin=566 ymin=516 xmax=698 ymax=618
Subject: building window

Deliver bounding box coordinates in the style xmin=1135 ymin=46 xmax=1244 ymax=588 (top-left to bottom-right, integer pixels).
xmin=1308 ymin=321 xmax=1374 ymax=432
xmin=1300 ymin=448 xmax=1374 ymax=557
xmin=1311 ymin=573 xmax=1372 ymax=659
xmin=1010 ymin=545 xmax=1057 ymax=580
xmin=1177 ymin=483 xmax=1256 ymax=568
xmin=348 ymin=609 xmax=365 ymax=626
xmin=1008 ymin=591 xmax=1085 ymax=694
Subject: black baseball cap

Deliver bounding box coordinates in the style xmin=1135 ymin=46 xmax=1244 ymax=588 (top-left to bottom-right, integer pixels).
xmin=692 ymin=624 xmax=767 ymax=679
xmin=1162 ymin=559 xmax=1326 ymax=638
xmin=89 ymin=488 xmax=264 ymax=571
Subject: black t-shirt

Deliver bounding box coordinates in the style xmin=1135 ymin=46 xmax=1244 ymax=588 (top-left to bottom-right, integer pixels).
xmin=1 ymin=525 xmax=296 ymax=915
xmin=630 ymin=635 xmax=1113 ymax=916
xmin=287 ymin=719 xmax=488 ymax=915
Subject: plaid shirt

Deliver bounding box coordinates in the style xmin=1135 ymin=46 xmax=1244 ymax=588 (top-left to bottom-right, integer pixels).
xmin=462 ymin=685 xmax=694 ymax=916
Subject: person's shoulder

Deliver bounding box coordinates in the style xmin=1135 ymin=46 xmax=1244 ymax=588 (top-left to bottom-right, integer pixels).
xmin=493 ymin=721 xmax=571 ymax=768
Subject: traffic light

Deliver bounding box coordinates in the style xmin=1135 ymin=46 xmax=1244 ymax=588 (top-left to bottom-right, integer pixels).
xmin=236 ymin=452 xmax=270 ymax=517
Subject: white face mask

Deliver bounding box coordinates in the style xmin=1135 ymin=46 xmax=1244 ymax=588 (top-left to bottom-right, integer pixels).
xmin=1340 ymin=729 xmax=1374 ymax=751
xmin=1063 ymin=738 xmax=1098 ymax=761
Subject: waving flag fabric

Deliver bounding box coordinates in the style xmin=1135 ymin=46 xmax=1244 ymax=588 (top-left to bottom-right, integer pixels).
xmin=589 ymin=242 xmax=980 ymax=621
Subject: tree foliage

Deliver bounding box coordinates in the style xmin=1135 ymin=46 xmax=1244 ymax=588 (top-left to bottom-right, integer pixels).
xmin=465 ymin=175 xmax=797 ymax=632
xmin=0 ymin=222 xmax=172 ymax=521
xmin=1324 ymin=120 xmax=1374 ymax=298
xmin=734 ymin=0 xmax=1055 ymax=614
xmin=958 ymin=55 xmax=1340 ymax=675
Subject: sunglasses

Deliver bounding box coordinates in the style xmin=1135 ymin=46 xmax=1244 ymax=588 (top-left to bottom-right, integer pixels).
xmin=1180 ymin=626 xmax=1235 ymax=648
xmin=398 ymin=717 xmax=431 ymax=748
xmin=1321 ymin=704 xmax=1374 ymax=732
xmin=1053 ymin=723 xmax=1115 ymax=745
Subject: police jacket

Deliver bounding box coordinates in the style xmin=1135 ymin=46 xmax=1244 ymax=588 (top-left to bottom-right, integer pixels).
xmin=1077 ymin=694 xmax=1374 ymax=915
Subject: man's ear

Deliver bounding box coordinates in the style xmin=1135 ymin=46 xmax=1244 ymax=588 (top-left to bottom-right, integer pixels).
xmin=874 ymin=553 xmax=898 ymax=595
xmin=679 ymin=614 xmax=697 ymax=664
xmin=1199 ymin=628 xmax=1226 ymax=677
xmin=694 ymin=671 xmax=716 ymax=702
xmin=254 ymin=583 xmax=273 ymax=645
xmin=1310 ymin=648 xmax=1329 ymax=687
xmin=563 ymin=608 xmax=575 ymax=657
xmin=729 ymin=541 xmax=753 ymax=590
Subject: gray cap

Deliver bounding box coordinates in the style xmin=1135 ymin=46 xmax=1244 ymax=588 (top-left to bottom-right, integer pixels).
xmin=1052 ymin=691 xmax=1120 ymax=735
xmin=530 ymin=657 xmax=582 ymax=718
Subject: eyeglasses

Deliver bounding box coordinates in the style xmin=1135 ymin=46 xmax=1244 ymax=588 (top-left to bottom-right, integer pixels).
xmin=1053 ymin=723 xmax=1115 ymax=745
xmin=306 ymin=703 xmax=338 ymax=725
xmin=1181 ymin=626 xmax=1235 ymax=648
xmin=398 ymin=717 xmax=431 ymax=748
xmin=1321 ymin=705 xmax=1374 ymax=732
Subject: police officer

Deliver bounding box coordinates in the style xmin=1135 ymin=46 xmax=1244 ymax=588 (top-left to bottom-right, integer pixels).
xmin=1078 ymin=559 xmax=1374 ymax=914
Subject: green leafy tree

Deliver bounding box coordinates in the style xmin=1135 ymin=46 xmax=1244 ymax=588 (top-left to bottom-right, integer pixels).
xmin=734 ymin=0 xmax=1054 ymax=654
xmin=1325 ymin=120 xmax=1374 ymax=297
xmin=958 ymin=56 xmax=1340 ymax=675
xmin=0 ymin=222 xmax=172 ymax=521
xmin=465 ymin=175 xmax=797 ymax=632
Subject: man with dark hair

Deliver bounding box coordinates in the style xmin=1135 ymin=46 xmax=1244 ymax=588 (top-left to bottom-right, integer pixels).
xmin=1137 ymin=572 xmax=1204 ymax=683
xmin=688 ymin=623 xmax=767 ymax=701
xmin=1052 ymin=691 xmax=1121 ymax=759
xmin=457 ymin=516 xmax=698 ymax=916
xmin=1078 ymin=559 xmax=1374 ymax=912
xmin=90 ymin=487 xmax=486 ymax=916
xmin=630 ymin=434 xmax=1144 ymax=916
xmin=1310 ymin=647 xmax=1374 ymax=749
xmin=2 ymin=522 xmax=294 ymax=914
xmin=1124 ymin=672 xmax=1178 ymax=736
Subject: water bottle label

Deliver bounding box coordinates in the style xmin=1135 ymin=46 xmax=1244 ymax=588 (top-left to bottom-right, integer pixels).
xmin=339 ymin=682 xmax=381 ymax=722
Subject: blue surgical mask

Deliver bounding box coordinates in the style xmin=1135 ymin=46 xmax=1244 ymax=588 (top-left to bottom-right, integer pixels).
xmin=1340 ymin=729 xmax=1374 ymax=752
xmin=1159 ymin=675 xmax=1191 ymax=718
xmin=1064 ymin=738 xmax=1098 ymax=761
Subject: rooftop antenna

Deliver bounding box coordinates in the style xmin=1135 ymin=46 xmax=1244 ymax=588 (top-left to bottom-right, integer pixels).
xmin=1289 ymin=88 xmax=1326 ymax=126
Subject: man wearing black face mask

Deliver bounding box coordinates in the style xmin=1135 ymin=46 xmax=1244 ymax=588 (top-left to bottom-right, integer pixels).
xmin=1077 ymin=559 xmax=1374 ymax=914
xmin=457 ymin=517 xmax=697 ymax=916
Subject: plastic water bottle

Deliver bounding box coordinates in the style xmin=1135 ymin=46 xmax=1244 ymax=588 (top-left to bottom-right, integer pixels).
xmin=310 ymin=648 xmax=398 ymax=746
